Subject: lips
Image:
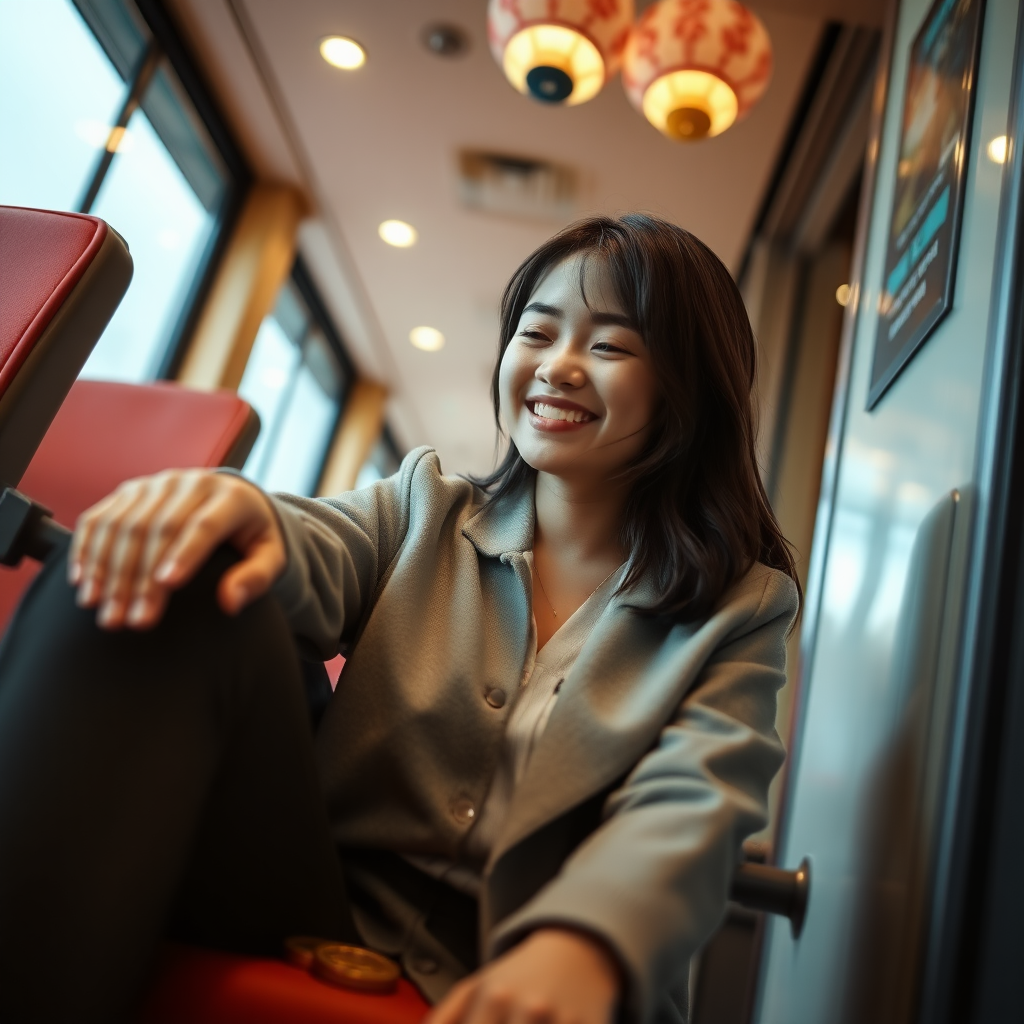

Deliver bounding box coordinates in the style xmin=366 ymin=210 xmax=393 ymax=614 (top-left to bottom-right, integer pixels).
xmin=525 ymin=396 xmax=597 ymax=432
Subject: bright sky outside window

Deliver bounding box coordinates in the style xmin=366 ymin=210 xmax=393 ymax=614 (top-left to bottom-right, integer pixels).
xmin=83 ymin=106 xmax=216 ymax=380
xmin=0 ymin=0 xmax=125 ymax=211
xmin=0 ymin=0 xmax=241 ymax=384
xmin=238 ymin=274 xmax=349 ymax=497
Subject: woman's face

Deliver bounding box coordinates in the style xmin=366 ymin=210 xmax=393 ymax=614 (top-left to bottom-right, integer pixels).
xmin=498 ymin=255 xmax=659 ymax=484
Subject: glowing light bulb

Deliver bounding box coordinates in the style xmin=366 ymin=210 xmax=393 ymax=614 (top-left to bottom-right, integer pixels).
xmin=501 ymin=24 xmax=605 ymax=105
xmin=409 ymin=326 xmax=445 ymax=352
xmin=320 ymin=36 xmax=366 ymax=70
xmin=836 ymin=283 xmax=851 ymax=307
xmin=642 ymin=70 xmax=738 ymax=141
xmin=987 ymin=135 xmax=1008 ymax=164
xmin=378 ymin=220 xmax=417 ymax=247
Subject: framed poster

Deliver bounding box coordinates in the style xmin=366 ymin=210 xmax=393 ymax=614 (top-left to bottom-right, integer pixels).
xmin=867 ymin=0 xmax=985 ymax=409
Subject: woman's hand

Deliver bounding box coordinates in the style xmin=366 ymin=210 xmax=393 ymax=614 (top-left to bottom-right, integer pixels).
xmin=68 ymin=469 xmax=286 ymax=631
xmin=427 ymin=928 xmax=622 ymax=1024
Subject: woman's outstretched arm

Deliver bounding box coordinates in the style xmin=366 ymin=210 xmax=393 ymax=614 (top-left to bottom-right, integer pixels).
xmin=67 ymin=446 xmax=436 ymax=653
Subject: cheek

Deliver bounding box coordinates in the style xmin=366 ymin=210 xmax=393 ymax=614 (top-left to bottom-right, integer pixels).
xmin=497 ymin=347 xmax=524 ymax=425
xmin=605 ymin=366 xmax=660 ymax=432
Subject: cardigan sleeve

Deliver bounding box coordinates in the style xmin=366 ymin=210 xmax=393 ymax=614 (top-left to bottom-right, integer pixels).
xmin=487 ymin=569 xmax=797 ymax=1024
xmin=262 ymin=446 xmax=435 ymax=657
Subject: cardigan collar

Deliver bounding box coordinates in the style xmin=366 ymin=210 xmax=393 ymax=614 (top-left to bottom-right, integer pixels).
xmin=461 ymin=478 xmax=664 ymax=610
xmin=461 ymin=481 xmax=535 ymax=559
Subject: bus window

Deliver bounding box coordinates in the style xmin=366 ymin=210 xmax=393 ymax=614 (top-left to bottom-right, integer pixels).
xmin=0 ymin=0 xmax=245 ymax=384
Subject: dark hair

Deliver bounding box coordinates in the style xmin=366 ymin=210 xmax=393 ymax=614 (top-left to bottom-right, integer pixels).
xmin=476 ymin=213 xmax=800 ymax=622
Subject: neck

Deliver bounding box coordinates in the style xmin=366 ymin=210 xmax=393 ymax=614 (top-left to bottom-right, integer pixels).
xmin=533 ymin=470 xmax=628 ymax=568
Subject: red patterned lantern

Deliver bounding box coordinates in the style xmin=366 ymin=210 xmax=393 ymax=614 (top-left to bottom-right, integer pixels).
xmin=622 ymin=0 xmax=772 ymax=141
xmin=487 ymin=0 xmax=635 ymax=106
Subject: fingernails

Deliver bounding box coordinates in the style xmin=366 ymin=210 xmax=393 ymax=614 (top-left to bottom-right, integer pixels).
xmin=97 ymin=601 xmax=119 ymax=627
xmin=126 ymin=598 xmax=149 ymax=626
xmin=68 ymin=563 xmax=81 ymax=585
xmin=77 ymin=580 xmax=98 ymax=606
xmin=154 ymin=561 xmax=176 ymax=583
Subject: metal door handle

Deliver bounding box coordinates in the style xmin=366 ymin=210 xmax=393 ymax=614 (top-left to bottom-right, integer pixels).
xmin=730 ymin=857 xmax=810 ymax=938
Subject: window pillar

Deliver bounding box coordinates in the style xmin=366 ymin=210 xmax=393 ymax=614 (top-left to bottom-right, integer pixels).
xmin=177 ymin=182 xmax=305 ymax=390
xmin=317 ymin=380 xmax=388 ymax=496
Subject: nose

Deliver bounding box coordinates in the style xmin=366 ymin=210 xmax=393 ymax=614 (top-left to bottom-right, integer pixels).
xmin=535 ymin=344 xmax=585 ymax=390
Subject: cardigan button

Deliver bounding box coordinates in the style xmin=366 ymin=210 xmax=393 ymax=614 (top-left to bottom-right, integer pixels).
xmin=485 ymin=688 xmax=506 ymax=709
xmin=411 ymin=956 xmax=439 ymax=975
xmin=452 ymin=798 xmax=476 ymax=824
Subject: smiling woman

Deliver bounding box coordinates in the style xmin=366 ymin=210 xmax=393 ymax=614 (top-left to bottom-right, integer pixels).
xmin=481 ymin=215 xmax=798 ymax=623
xmin=0 ymin=213 xmax=799 ymax=1024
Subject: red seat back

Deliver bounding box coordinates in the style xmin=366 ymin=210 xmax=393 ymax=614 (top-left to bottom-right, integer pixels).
xmin=0 ymin=379 xmax=259 ymax=634
xmin=0 ymin=207 xmax=132 ymax=487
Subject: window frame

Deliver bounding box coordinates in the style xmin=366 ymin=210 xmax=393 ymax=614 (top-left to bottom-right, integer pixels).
xmin=291 ymin=257 xmax=355 ymax=495
xmin=70 ymin=0 xmax=252 ymax=380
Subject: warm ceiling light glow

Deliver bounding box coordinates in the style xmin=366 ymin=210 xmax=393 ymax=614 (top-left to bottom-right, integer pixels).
xmin=641 ymin=70 xmax=738 ymax=141
xmin=836 ymin=283 xmax=852 ymax=307
xmin=487 ymin=0 xmax=634 ymax=107
xmin=502 ymin=25 xmax=604 ymax=106
xmin=410 ymin=326 xmax=445 ymax=352
xmin=623 ymin=0 xmax=772 ymax=142
xmin=987 ymin=134 xmax=1008 ymax=164
xmin=320 ymin=36 xmax=366 ymax=70
xmin=378 ymin=220 xmax=417 ymax=247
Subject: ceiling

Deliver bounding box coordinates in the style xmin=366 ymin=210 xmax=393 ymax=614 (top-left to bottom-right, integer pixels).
xmin=168 ymin=0 xmax=883 ymax=478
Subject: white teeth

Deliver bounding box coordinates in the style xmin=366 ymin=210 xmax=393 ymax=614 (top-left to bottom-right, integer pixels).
xmin=532 ymin=401 xmax=590 ymax=423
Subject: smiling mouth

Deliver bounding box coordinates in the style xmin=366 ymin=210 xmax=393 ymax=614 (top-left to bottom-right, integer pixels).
xmin=527 ymin=400 xmax=596 ymax=424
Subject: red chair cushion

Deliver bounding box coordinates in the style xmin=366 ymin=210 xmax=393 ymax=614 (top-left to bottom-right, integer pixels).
xmin=0 ymin=379 xmax=257 ymax=634
xmin=137 ymin=945 xmax=431 ymax=1024
xmin=0 ymin=207 xmax=106 ymax=399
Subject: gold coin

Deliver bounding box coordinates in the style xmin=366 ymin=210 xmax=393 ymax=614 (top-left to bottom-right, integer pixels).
xmin=283 ymin=935 xmax=330 ymax=970
xmin=312 ymin=944 xmax=401 ymax=994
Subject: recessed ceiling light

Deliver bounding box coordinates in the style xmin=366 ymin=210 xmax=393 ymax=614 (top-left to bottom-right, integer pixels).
xmin=379 ymin=219 xmax=417 ymax=247
xmin=987 ymin=134 xmax=1008 ymax=164
xmin=320 ymin=36 xmax=366 ymax=70
xmin=410 ymin=326 xmax=445 ymax=351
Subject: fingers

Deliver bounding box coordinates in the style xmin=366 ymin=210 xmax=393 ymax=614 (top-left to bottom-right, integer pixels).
xmin=426 ymin=978 xmax=477 ymax=1024
xmin=429 ymin=930 xmax=619 ymax=1024
xmin=464 ymin=986 xmax=516 ymax=1024
xmin=97 ymin=474 xmax=201 ymax=629
xmin=216 ymin=536 xmax=286 ymax=615
xmin=67 ymin=470 xmax=285 ymax=631
xmin=72 ymin=483 xmax=149 ymax=612
xmin=121 ymin=473 xmax=212 ymax=628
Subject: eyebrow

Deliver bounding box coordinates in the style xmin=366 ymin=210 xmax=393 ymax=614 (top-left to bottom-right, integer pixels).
xmin=521 ymin=301 xmax=637 ymax=331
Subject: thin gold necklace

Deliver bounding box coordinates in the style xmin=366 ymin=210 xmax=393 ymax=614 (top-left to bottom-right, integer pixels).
xmin=533 ymin=560 xmax=620 ymax=619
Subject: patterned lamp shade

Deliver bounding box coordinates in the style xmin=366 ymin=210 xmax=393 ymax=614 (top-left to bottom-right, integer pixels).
xmin=623 ymin=0 xmax=772 ymax=141
xmin=487 ymin=0 xmax=635 ymax=106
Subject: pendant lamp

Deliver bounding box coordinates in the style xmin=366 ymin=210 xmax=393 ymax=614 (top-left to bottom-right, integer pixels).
xmin=488 ymin=0 xmax=635 ymax=106
xmin=622 ymin=0 xmax=772 ymax=141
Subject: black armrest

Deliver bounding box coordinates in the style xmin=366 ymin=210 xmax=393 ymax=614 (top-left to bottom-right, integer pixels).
xmin=0 ymin=488 xmax=71 ymax=566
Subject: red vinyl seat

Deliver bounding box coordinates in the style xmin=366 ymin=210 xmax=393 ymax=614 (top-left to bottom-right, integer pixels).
xmin=137 ymin=945 xmax=430 ymax=1024
xmin=0 ymin=378 xmax=260 ymax=634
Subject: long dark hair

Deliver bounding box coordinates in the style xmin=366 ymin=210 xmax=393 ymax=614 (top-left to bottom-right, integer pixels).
xmin=476 ymin=213 xmax=799 ymax=622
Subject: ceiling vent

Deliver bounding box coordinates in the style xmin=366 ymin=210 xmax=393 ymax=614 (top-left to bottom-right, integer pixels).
xmin=457 ymin=150 xmax=577 ymax=222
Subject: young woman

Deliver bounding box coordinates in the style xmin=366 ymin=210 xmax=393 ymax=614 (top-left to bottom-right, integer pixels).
xmin=0 ymin=214 xmax=798 ymax=1024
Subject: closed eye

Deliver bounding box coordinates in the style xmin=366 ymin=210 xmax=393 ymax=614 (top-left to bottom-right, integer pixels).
xmin=520 ymin=329 xmax=551 ymax=342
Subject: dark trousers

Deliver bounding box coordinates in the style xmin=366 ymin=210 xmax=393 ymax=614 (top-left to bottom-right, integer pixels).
xmin=0 ymin=545 xmax=360 ymax=1023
